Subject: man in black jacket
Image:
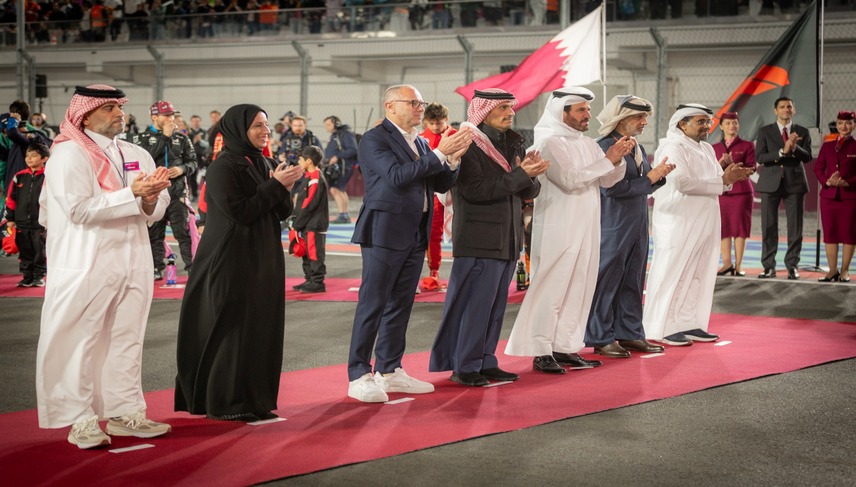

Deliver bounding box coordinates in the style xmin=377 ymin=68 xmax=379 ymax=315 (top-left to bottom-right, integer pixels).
xmin=755 ymin=96 xmax=813 ymax=280
xmin=428 ymin=89 xmax=548 ymax=387
xmin=132 ymin=100 xmax=197 ymax=280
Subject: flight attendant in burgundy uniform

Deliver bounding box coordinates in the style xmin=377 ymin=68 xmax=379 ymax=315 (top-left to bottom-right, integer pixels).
xmin=813 ymin=110 xmax=856 ymax=283
xmin=713 ymin=112 xmax=756 ymax=277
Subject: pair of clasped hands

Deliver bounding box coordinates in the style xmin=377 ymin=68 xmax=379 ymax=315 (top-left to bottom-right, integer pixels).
xmin=825 ymin=171 xmax=850 ymax=188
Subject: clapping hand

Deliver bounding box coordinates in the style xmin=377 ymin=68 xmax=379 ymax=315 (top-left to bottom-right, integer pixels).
xmin=722 ymin=163 xmax=755 ymax=186
xmin=718 ymin=152 xmax=733 ymax=168
xmin=518 ymin=150 xmax=549 ymax=177
xmin=605 ymin=136 xmax=636 ymax=165
xmin=132 ymin=167 xmax=171 ymax=201
xmin=437 ymin=127 xmax=473 ymax=158
xmin=647 ymin=156 xmax=675 ymax=184
xmin=271 ymin=162 xmax=304 ymax=189
xmin=783 ymin=132 xmax=801 ymax=155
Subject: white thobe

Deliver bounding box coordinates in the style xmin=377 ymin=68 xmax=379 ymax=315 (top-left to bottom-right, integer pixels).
xmin=36 ymin=133 xmax=168 ymax=428
xmin=505 ymin=133 xmax=625 ymax=356
xmin=642 ymin=133 xmax=729 ymax=340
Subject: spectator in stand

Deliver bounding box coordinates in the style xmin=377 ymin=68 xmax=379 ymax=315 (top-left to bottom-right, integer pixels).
xmin=220 ymin=0 xmax=243 ymax=36
xmin=326 ymin=0 xmax=345 ymax=31
xmin=125 ymin=1 xmax=149 ymax=40
xmin=89 ymin=0 xmax=110 ymax=42
xmin=432 ymin=1 xmax=451 ymax=28
xmin=245 ymin=0 xmax=261 ymax=35
xmin=303 ymin=0 xmax=325 ymax=33
xmin=104 ymin=0 xmax=123 ymax=41
xmin=712 ymin=112 xmax=756 ymax=277
xmin=530 ymin=0 xmax=546 ymax=25
xmin=418 ymin=102 xmax=455 ymax=291
xmin=4 ymin=142 xmax=49 ymax=287
xmin=323 ymin=115 xmax=358 ymax=224
xmin=258 ymin=0 xmax=278 ymax=33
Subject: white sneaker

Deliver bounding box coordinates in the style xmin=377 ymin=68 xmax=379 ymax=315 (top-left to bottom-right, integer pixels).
xmin=380 ymin=367 xmax=435 ymax=394
xmin=106 ymin=408 xmax=171 ymax=438
xmin=67 ymin=415 xmax=111 ymax=449
xmin=348 ymin=373 xmax=389 ymax=403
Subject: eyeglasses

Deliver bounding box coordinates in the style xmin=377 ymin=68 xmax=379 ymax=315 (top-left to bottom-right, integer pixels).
xmin=691 ymin=119 xmax=712 ymax=126
xmin=392 ymin=100 xmax=429 ymax=109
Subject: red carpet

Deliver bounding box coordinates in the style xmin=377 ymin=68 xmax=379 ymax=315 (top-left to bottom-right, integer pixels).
xmin=1 ymin=314 xmax=855 ymax=486
xmin=0 ymin=274 xmax=526 ymax=304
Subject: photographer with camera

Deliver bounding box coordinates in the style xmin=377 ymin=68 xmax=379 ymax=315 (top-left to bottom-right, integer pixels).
xmin=323 ymin=115 xmax=358 ymax=224
xmin=278 ymin=115 xmax=320 ymax=167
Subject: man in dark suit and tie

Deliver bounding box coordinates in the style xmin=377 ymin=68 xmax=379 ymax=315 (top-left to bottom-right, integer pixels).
xmin=347 ymin=85 xmax=473 ymax=403
xmin=755 ymin=96 xmax=813 ymax=280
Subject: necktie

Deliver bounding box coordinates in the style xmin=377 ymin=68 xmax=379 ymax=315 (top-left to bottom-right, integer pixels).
xmin=782 ymin=127 xmax=788 ymax=144
xmin=837 ymin=136 xmax=847 ymax=152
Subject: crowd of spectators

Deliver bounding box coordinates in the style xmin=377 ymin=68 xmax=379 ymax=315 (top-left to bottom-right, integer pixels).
xmin=0 ymin=0 xmax=831 ymax=46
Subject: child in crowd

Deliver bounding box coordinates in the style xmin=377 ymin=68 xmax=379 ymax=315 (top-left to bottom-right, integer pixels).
xmin=5 ymin=142 xmax=49 ymax=287
xmin=290 ymin=146 xmax=329 ymax=293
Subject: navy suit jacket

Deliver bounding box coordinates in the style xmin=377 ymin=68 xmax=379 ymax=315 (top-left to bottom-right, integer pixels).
xmin=352 ymin=118 xmax=458 ymax=250
xmin=755 ymin=122 xmax=812 ymax=194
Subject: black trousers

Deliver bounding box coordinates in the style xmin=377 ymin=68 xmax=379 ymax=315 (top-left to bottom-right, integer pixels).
xmin=16 ymin=227 xmax=46 ymax=279
xmin=301 ymin=231 xmax=326 ymax=283
xmin=760 ymin=186 xmax=805 ymax=271
xmin=149 ymin=197 xmax=193 ymax=271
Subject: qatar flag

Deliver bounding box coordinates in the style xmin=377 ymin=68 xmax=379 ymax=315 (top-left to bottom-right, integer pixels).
xmin=455 ymin=6 xmax=602 ymax=110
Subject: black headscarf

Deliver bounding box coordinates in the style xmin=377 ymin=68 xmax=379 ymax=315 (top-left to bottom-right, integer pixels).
xmin=219 ymin=104 xmax=271 ymax=173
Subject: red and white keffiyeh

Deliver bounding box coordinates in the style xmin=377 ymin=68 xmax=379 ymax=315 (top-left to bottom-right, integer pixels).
xmin=54 ymin=84 xmax=129 ymax=192
xmin=461 ymin=88 xmax=517 ymax=173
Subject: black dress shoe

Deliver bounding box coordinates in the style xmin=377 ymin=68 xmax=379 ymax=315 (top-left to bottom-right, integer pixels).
xmin=593 ymin=342 xmax=631 ymax=358
xmin=553 ymin=352 xmax=602 ymax=369
xmin=818 ymin=272 xmax=840 ymax=282
xmin=617 ymin=339 xmax=665 ymax=353
xmin=787 ymin=268 xmax=800 ymax=280
xmin=450 ymin=371 xmax=490 ymax=386
xmin=533 ymin=355 xmax=566 ymax=374
xmin=716 ymin=265 xmax=735 ymax=276
xmin=479 ymin=367 xmax=519 ymax=382
xmin=735 ymin=269 xmax=746 ymax=277
xmin=255 ymin=411 xmax=279 ymax=420
xmin=758 ymin=269 xmax=776 ymax=279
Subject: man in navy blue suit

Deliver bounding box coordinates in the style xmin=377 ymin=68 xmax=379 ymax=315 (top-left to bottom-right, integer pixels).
xmin=585 ymin=95 xmax=674 ymax=358
xmin=347 ymin=85 xmax=473 ymax=403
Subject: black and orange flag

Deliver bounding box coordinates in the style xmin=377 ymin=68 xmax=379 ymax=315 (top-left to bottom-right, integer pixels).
xmin=710 ymin=1 xmax=818 ymax=141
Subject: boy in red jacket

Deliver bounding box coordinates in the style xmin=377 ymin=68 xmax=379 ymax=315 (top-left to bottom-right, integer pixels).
xmin=5 ymin=142 xmax=49 ymax=287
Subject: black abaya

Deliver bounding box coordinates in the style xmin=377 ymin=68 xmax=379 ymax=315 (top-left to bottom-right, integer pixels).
xmin=174 ymin=105 xmax=292 ymax=416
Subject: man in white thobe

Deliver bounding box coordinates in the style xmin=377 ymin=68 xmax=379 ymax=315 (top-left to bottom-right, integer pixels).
xmin=36 ymin=84 xmax=173 ymax=449
xmin=505 ymin=88 xmax=632 ymax=374
xmin=643 ymin=104 xmax=754 ymax=346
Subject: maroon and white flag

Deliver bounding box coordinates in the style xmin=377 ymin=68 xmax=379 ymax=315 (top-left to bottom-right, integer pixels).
xmin=455 ymin=6 xmax=602 ymax=110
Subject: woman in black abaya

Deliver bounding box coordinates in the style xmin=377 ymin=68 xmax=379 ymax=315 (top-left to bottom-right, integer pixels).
xmin=175 ymin=104 xmax=303 ymax=421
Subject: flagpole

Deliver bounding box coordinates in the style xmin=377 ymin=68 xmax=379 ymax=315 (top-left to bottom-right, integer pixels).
xmin=814 ymin=0 xmax=825 ymax=272
xmin=601 ymin=4 xmax=607 ymax=110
